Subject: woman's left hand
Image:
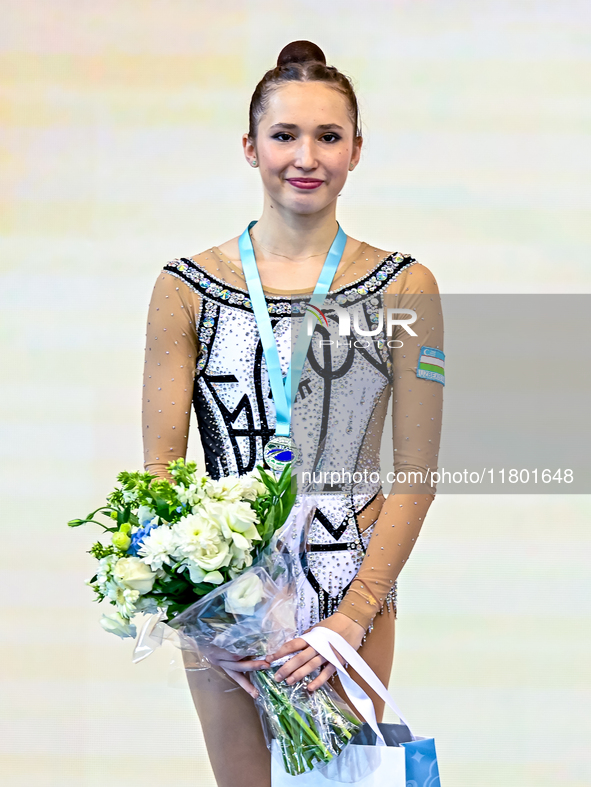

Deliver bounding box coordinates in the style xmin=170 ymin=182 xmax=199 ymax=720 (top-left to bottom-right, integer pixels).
xmin=266 ymin=612 xmax=365 ymax=692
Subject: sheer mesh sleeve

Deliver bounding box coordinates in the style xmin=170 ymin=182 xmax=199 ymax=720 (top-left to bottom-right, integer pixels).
xmin=337 ymin=263 xmax=444 ymax=630
xmin=142 ymin=271 xmax=200 ymax=480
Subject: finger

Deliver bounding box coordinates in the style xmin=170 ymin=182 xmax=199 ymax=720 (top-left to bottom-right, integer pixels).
xmin=217 ymin=658 xmax=270 ymax=673
xmin=283 ymin=655 xmax=326 ymax=685
xmin=223 ymin=667 xmax=259 ymax=699
xmin=266 ymin=638 xmax=307 ymax=662
xmin=307 ymin=663 xmax=337 ymax=692
xmin=273 ymin=647 xmax=318 ymax=681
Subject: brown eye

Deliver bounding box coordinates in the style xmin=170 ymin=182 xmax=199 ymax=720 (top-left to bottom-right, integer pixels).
xmin=272 ymin=132 xmax=294 ymax=142
xmin=320 ymin=133 xmax=341 ymax=143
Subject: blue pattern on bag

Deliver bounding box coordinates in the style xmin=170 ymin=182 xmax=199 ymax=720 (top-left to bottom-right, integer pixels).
xmin=401 ymin=738 xmax=440 ymax=787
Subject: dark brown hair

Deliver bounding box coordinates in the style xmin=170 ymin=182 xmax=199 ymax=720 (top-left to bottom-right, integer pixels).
xmin=248 ymin=41 xmax=361 ymax=138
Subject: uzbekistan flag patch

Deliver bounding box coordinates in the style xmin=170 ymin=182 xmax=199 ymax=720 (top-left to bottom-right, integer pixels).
xmin=417 ymin=346 xmax=445 ymax=385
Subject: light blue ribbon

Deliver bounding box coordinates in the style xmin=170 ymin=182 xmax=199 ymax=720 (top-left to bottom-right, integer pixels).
xmin=238 ymin=221 xmax=347 ymax=438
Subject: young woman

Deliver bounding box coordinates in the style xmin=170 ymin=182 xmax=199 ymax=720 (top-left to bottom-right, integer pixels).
xmin=142 ymin=40 xmax=443 ymax=787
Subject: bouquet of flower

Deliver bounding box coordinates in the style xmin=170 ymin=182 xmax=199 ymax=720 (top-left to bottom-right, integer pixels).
xmin=70 ymin=460 xmax=361 ymax=775
xmin=169 ymin=509 xmax=361 ymax=776
xmin=68 ymin=459 xmax=296 ymax=637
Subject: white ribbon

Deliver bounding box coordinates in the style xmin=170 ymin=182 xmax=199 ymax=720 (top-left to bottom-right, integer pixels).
xmin=301 ymin=627 xmax=414 ymax=745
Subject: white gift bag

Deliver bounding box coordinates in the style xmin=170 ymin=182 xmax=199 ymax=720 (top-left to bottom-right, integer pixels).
xmin=271 ymin=628 xmax=439 ymax=787
xmin=271 ymin=740 xmax=405 ymax=786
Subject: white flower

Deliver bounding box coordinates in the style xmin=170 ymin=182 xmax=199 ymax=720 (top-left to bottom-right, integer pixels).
xmin=172 ymin=513 xmax=231 ymax=572
xmin=203 ymin=500 xmax=260 ymax=546
xmin=96 ymin=554 xmax=118 ymax=589
xmin=122 ymin=489 xmax=138 ymax=503
xmin=105 ymin=580 xmax=140 ymax=617
xmin=112 ymin=557 xmax=157 ymax=595
xmin=100 ymin=612 xmax=137 ymax=638
xmin=227 ymin=541 xmax=254 ymax=575
xmin=137 ymin=504 xmax=157 ymax=527
xmin=134 ymin=596 xmax=159 ymax=614
xmin=207 ymin=476 xmax=245 ymax=502
xmin=224 ymin=573 xmax=265 ymax=616
xmin=138 ymin=525 xmax=177 ymax=571
xmin=238 ymin=472 xmax=267 ymax=500
xmin=185 ymin=562 xmax=225 ymax=586
xmin=175 ymin=476 xmax=212 ymax=507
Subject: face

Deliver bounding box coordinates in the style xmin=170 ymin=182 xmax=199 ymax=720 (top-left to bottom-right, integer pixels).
xmin=243 ymin=81 xmax=362 ymax=216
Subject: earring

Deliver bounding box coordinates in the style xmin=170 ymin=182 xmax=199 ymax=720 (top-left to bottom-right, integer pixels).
xmin=349 ymin=163 xmax=355 ymax=171
xmin=251 ymin=159 xmax=258 ymax=167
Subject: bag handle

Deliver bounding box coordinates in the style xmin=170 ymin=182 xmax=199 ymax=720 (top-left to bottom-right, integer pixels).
xmin=301 ymin=627 xmax=414 ymax=745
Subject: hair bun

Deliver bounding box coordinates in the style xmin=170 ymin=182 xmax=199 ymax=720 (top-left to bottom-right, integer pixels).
xmin=277 ymin=40 xmax=326 ymax=67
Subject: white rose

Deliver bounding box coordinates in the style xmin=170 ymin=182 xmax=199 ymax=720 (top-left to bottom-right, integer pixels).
xmin=112 ymin=557 xmax=157 ymax=595
xmin=100 ymin=612 xmax=137 ymax=638
xmin=229 ymin=541 xmax=254 ymax=573
xmin=238 ymin=473 xmax=267 ymax=500
xmin=203 ymin=500 xmax=260 ymax=545
xmin=224 ymin=572 xmax=265 ymax=617
xmin=186 ymin=561 xmax=225 ymax=586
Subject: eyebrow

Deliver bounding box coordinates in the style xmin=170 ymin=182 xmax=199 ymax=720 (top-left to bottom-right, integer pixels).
xmin=269 ymin=123 xmax=345 ymax=131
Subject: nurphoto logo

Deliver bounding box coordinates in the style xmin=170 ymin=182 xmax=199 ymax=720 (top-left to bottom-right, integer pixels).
xmin=305 ymin=304 xmax=418 ymax=349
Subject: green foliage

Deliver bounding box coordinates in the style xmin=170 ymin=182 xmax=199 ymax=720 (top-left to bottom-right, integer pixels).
xmin=168 ymin=458 xmax=198 ymax=486
xmin=89 ymin=542 xmax=118 ymax=560
xmin=70 ymin=459 xmax=298 ymax=624
xmin=250 ymin=464 xmax=297 ymax=550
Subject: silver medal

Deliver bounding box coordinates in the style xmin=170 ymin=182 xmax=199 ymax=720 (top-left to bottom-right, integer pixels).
xmin=263 ymin=436 xmax=299 ymax=472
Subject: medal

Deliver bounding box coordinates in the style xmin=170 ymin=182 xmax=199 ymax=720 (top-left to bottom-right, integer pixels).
xmin=238 ymin=221 xmax=347 ymax=472
xmin=263 ymin=435 xmax=299 ymax=472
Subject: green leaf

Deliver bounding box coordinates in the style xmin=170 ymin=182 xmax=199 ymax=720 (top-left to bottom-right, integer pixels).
xmin=277 ymin=463 xmax=293 ymax=493
xmin=192 ymin=582 xmax=216 ymax=595
xmin=257 ymin=465 xmax=280 ymax=495
xmin=262 ymin=504 xmax=276 ymax=542
xmin=280 ymin=489 xmax=297 ymax=525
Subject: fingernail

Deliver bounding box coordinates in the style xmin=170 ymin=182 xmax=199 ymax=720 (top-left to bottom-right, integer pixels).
xmin=274 ymin=673 xmax=282 ymax=681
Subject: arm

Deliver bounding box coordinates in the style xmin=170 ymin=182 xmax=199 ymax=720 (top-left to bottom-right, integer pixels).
xmin=145 ymin=271 xmax=273 ymax=697
xmin=337 ymin=263 xmax=444 ymax=630
xmin=268 ymin=263 xmax=444 ymax=689
xmin=142 ymin=272 xmax=200 ymax=480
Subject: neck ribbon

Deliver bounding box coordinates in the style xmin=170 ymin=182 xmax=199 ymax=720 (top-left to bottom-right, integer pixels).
xmin=238 ymin=221 xmax=347 ymax=470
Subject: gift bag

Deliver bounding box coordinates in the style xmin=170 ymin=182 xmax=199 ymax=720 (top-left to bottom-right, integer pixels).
xmin=271 ymin=738 xmax=405 ymax=786
xmin=271 ymin=628 xmax=440 ymax=786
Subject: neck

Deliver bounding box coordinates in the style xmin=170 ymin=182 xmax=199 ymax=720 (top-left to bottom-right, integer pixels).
xmin=250 ymin=198 xmax=339 ymax=261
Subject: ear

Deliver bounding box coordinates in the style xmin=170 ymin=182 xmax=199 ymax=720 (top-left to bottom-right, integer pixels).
xmin=243 ymin=133 xmax=257 ymax=166
xmin=349 ymin=135 xmax=363 ymax=170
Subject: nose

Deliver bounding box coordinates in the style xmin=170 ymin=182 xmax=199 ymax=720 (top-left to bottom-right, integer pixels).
xmin=294 ymin=137 xmax=318 ymax=171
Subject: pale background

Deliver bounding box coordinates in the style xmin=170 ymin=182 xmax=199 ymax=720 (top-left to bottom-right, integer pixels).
xmin=1 ymin=1 xmax=590 ymax=785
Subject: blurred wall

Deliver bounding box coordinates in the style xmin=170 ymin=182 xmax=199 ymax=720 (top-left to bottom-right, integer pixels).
xmin=1 ymin=2 xmax=590 ymax=785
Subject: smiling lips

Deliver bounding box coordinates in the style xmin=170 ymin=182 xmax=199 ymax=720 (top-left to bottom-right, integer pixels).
xmin=286 ymin=178 xmax=324 ymax=190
